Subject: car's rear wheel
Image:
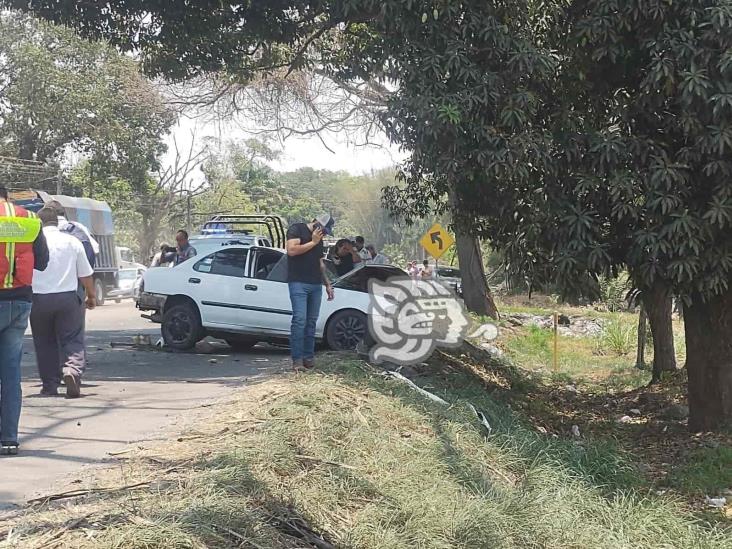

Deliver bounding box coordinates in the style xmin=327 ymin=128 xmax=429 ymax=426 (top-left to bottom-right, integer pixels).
xmin=326 ymin=310 xmax=367 ymax=351
xmin=225 ymin=336 xmax=258 ymax=351
xmin=162 ymin=302 xmax=204 ymax=350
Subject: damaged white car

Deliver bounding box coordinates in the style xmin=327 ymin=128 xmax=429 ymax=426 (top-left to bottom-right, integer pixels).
xmin=137 ymin=244 xmax=404 ymax=351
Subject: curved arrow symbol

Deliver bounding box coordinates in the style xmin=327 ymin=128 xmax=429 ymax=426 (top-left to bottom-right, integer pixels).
xmin=430 ymin=231 xmax=443 ymax=249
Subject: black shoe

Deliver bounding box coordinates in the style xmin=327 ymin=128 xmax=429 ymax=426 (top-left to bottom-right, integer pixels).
xmin=40 ymin=387 xmax=59 ymax=397
xmin=0 ymin=442 xmax=19 ymax=456
xmin=63 ymin=373 xmax=81 ymax=398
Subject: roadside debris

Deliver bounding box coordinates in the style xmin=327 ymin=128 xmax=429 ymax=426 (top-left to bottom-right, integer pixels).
xmin=705 ymin=496 xmax=727 ymax=508
xmin=383 ymin=370 xmax=493 ymax=435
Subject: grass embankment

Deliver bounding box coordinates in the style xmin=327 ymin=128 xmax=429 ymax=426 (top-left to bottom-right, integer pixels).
xmin=2 ymin=354 xmax=729 ymax=548
xmin=495 ymin=302 xmax=686 ymax=392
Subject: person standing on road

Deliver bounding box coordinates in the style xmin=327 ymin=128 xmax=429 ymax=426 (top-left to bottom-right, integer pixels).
xmin=0 ymin=186 xmax=49 ymax=455
xmin=165 ymin=230 xmax=197 ymax=266
xmin=366 ymin=245 xmax=388 ymax=265
xmin=30 ymin=207 xmax=96 ymax=399
xmin=286 ymin=214 xmax=335 ymax=370
xmin=419 ymin=259 xmax=434 ymax=280
xmin=354 ymin=236 xmax=371 ymax=263
xmin=407 ymin=261 xmax=419 ymax=279
xmin=150 ymin=243 xmax=173 ymax=267
xmin=47 ymin=201 xmax=96 ymax=371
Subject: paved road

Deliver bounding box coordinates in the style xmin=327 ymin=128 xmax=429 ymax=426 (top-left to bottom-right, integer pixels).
xmin=1 ymin=301 xmax=288 ymax=508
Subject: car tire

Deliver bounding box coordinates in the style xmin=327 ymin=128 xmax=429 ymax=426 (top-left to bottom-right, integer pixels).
xmin=326 ymin=310 xmax=367 ymax=351
xmin=162 ymin=302 xmax=204 ymax=350
xmin=94 ymin=279 xmax=105 ymax=306
xmin=225 ymin=336 xmax=258 ymax=351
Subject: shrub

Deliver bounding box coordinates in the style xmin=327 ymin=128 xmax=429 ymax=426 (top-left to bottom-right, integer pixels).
xmin=598 ymin=318 xmax=635 ymax=356
xmin=597 ymin=272 xmax=631 ymax=312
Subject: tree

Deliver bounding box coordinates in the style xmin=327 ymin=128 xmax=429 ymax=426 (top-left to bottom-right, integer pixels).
xmin=0 ymin=12 xmax=175 ymax=168
xmin=16 ymin=0 xmax=732 ymax=430
xmin=69 ymin=136 xmax=208 ymax=260
xmin=14 ymin=0 xmax=503 ymax=317
xmin=563 ymin=0 xmax=732 ymax=430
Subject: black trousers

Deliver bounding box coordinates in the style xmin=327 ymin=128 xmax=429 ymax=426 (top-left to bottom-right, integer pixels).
xmin=30 ymin=292 xmax=86 ymax=390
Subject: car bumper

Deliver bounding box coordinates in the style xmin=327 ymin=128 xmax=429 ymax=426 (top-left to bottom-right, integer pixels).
xmin=136 ymin=292 xmax=166 ymax=312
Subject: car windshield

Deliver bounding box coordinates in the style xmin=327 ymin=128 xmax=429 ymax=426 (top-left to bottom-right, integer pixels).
xmin=118 ymin=270 xmax=137 ymax=281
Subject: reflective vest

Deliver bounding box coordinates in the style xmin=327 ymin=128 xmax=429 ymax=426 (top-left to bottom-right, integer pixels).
xmin=0 ymin=202 xmax=40 ymax=289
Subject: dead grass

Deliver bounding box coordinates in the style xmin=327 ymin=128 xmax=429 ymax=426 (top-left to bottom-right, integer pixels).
xmin=1 ymin=356 xmax=729 ymax=549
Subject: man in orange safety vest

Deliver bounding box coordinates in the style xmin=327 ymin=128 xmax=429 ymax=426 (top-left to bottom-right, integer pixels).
xmin=0 ymin=185 xmax=48 ymax=456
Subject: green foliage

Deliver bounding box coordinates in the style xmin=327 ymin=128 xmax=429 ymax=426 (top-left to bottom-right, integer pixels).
xmin=597 ymin=272 xmax=631 ymax=312
xmin=667 ymin=446 xmax=732 ymax=496
xmin=598 ymin=319 xmax=635 ymax=357
xmin=0 ymin=11 xmax=175 ymax=173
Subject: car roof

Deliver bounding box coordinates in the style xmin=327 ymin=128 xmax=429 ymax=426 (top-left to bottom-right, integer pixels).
xmin=190 ymin=234 xmax=259 ymax=241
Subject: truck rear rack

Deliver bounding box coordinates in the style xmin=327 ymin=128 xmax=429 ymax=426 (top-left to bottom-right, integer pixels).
xmin=201 ymin=214 xmax=286 ymax=249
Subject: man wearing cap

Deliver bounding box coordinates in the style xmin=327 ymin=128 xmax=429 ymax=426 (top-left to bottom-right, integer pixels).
xmin=0 ymin=186 xmax=49 ymax=455
xmin=286 ymin=215 xmax=335 ymax=370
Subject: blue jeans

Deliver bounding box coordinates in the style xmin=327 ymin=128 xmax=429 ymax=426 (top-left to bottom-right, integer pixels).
xmin=0 ymin=300 xmax=32 ymax=444
xmin=288 ymin=282 xmax=322 ymax=361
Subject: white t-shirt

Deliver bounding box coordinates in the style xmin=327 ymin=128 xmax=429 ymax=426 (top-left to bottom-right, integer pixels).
xmin=33 ymin=226 xmax=94 ymax=294
xmin=357 ymin=247 xmax=371 ymax=262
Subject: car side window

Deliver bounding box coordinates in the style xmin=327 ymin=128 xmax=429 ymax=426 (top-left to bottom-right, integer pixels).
xmin=253 ymin=250 xmax=284 ymax=280
xmin=194 ymin=249 xmax=248 ymax=277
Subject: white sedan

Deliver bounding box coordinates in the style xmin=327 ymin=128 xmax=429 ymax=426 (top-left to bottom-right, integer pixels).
xmin=137 ymin=244 xmax=404 ymax=351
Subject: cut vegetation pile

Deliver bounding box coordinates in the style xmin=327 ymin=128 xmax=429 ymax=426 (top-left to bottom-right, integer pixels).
xmin=1 ymin=355 xmax=730 ymax=548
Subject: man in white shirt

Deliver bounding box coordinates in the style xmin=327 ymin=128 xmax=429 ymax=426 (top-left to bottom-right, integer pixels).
xmin=366 ymin=245 xmax=389 ymax=265
xmin=30 ymin=207 xmax=96 ymax=398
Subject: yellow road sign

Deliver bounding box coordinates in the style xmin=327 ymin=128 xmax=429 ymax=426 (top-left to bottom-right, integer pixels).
xmin=419 ymin=223 xmax=455 ymax=259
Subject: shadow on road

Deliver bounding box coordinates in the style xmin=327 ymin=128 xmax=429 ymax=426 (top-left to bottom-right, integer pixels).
xmin=21 ymin=329 xmax=289 ymax=386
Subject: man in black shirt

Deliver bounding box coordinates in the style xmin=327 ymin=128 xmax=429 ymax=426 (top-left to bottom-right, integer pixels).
xmin=286 ymin=214 xmax=335 ymax=370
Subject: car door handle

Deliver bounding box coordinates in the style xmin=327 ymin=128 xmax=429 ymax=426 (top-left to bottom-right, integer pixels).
xmin=245 ymin=284 xmax=258 ymax=291
xmin=188 ymin=277 xmax=201 ymax=284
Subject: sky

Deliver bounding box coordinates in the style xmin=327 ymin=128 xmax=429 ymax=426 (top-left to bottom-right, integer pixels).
xmin=166 ymin=114 xmax=405 ymax=176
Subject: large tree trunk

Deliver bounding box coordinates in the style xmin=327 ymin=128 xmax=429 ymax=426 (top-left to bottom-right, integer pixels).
xmin=684 ymin=289 xmax=732 ymax=432
xmin=454 ymin=230 xmax=499 ymax=320
xmin=447 ymin=187 xmax=499 ymax=319
xmin=635 ymin=304 xmax=648 ymax=370
xmin=642 ymin=282 xmax=676 ymax=382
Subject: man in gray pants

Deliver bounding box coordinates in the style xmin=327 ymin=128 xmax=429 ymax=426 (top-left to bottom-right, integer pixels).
xmin=30 ymin=207 xmax=96 ymax=398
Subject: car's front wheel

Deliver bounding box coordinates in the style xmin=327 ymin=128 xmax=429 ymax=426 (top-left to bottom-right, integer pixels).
xmin=326 ymin=310 xmax=367 ymax=351
xmin=162 ymin=302 xmax=204 ymax=350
